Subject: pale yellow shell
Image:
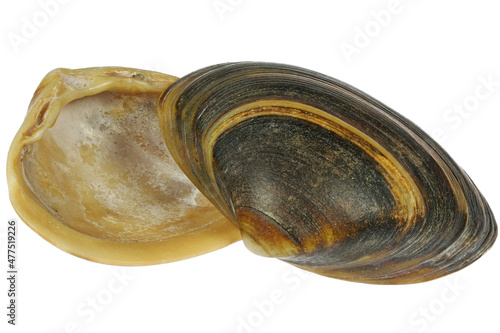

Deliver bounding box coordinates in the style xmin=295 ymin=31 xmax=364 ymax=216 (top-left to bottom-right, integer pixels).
xmin=7 ymin=67 xmax=240 ymax=265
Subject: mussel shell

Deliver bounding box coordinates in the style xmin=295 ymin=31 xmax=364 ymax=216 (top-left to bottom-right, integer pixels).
xmin=159 ymin=62 xmax=497 ymax=284
xmin=7 ymin=67 xmax=240 ymax=265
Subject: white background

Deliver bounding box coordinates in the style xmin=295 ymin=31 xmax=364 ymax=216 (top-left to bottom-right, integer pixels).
xmin=1 ymin=0 xmax=499 ymax=332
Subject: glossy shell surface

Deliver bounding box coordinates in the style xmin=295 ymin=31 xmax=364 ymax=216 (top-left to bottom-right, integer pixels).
xmin=159 ymin=62 xmax=497 ymax=284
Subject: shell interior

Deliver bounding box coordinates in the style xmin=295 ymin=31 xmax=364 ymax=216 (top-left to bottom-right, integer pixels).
xmin=8 ymin=67 xmax=240 ymax=265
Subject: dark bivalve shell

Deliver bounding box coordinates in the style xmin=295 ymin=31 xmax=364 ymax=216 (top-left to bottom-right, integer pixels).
xmin=159 ymin=62 xmax=497 ymax=284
